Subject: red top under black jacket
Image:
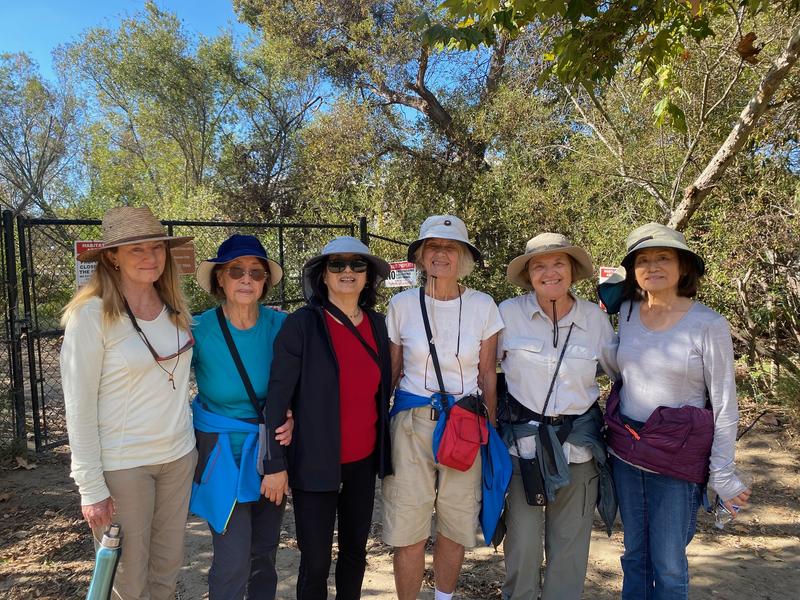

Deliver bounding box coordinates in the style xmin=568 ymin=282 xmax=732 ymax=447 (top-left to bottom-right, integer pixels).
xmin=325 ymin=312 xmax=379 ymax=464
xmin=262 ymin=302 xmax=393 ymax=492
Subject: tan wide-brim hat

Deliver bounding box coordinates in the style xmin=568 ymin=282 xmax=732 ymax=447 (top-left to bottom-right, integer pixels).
xmin=506 ymin=233 xmax=594 ymax=290
xmin=77 ymin=205 xmax=192 ymax=262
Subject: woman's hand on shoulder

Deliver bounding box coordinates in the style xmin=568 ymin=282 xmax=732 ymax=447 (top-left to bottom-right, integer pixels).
xmin=81 ymin=496 xmax=115 ymax=531
xmin=275 ymin=409 xmax=293 ymax=446
xmin=261 ymin=471 xmax=289 ymax=505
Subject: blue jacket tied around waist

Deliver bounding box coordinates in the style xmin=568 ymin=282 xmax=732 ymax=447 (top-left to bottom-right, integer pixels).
xmin=390 ymin=389 xmax=512 ymax=545
xmin=390 ymin=389 xmax=452 ymax=460
xmin=190 ymin=397 xmax=263 ymax=534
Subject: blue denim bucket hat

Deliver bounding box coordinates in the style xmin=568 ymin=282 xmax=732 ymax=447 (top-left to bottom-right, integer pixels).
xmin=196 ymin=234 xmax=283 ymax=293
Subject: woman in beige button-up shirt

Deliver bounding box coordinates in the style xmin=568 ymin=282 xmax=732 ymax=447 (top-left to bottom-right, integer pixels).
xmin=497 ymin=233 xmax=618 ymax=600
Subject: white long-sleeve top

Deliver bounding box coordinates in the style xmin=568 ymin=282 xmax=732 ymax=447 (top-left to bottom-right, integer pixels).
xmin=618 ymin=300 xmax=744 ymax=501
xmin=60 ymin=297 xmax=195 ymax=505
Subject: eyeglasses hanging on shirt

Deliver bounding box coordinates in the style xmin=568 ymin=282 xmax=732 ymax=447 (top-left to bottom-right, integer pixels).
xmin=122 ymin=299 xmax=195 ymax=390
xmin=423 ymin=287 xmax=465 ymax=396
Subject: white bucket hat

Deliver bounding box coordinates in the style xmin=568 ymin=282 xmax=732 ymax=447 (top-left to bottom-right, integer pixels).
xmin=406 ymin=215 xmax=481 ymax=263
xmin=506 ymin=233 xmax=594 ymax=290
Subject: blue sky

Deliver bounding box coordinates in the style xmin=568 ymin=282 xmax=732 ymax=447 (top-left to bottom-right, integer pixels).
xmin=0 ymin=0 xmax=247 ymax=81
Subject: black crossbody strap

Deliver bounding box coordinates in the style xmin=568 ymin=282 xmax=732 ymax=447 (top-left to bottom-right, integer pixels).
xmin=322 ymin=301 xmax=381 ymax=368
xmin=541 ymin=323 xmax=574 ymax=417
xmin=216 ymin=306 xmax=263 ymax=422
xmin=419 ymin=286 xmax=447 ymax=395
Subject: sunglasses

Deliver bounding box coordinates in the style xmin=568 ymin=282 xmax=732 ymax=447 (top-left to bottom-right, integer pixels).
xmin=224 ymin=266 xmax=268 ymax=281
xmin=327 ymin=259 xmax=368 ymax=273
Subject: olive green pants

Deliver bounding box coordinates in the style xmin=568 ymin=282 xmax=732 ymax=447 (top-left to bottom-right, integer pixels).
xmin=502 ymin=458 xmax=599 ymax=600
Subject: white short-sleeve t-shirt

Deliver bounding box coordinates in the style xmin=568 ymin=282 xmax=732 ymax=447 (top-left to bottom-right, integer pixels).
xmin=387 ymin=287 xmax=504 ymax=399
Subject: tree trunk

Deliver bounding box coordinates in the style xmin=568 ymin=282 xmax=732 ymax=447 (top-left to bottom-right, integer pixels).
xmin=669 ymin=24 xmax=800 ymax=231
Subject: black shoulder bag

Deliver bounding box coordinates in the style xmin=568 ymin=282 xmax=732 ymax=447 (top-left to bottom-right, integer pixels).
xmin=507 ymin=323 xmax=574 ymax=506
xmin=216 ymin=306 xmax=268 ymax=475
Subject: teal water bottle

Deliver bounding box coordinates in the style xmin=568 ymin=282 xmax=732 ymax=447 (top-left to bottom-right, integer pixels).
xmin=86 ymin=524 xmax=121 ymax=600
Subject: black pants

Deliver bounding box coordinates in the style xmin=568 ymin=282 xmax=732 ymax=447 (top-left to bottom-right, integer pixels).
xmin=208 ymin=496 xmax=286 ymax=600
xmin=292 ymin=454 xmax=377 ymax=600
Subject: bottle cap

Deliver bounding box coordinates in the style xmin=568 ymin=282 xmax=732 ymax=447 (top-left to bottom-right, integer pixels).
xmin=102 ymin=523 xmax=122 ymax=548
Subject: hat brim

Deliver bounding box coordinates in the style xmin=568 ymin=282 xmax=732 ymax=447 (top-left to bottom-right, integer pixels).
xmin=506 ymin=246 xmax=594 ymax=290
xmin=406 ymin=238 xmax=482 ymax=264
xmin=196 ymin=256 xmax=284 ymax=294
xmin=301 ymin=252 xmax=391 ymax=302
xmin=76 ymin=235 xmax=193 ymax=262
xmin=621 ymin=241 xmax=705 ymax=276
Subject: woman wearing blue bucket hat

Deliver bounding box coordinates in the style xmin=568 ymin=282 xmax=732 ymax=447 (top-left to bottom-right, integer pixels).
xmin=190 ymin=234 xmax=294 ymax=600
xmin=261 ymin=236 xmax=394 ymax=600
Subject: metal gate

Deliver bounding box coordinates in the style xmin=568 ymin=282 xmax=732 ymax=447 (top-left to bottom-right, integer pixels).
xmin=0 ymin=212 xmax=410 ymax=452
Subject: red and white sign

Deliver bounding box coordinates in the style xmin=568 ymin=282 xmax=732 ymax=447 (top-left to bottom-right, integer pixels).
xmin=74 ymin=241 xmax=104 ymax=287
xmin=74 ymin=240 xmax=196 ymax=287
xmin=385 ymin=261 xmax=417 ymax=288
xmin=599 ymin=266 xmax=620 ymax=283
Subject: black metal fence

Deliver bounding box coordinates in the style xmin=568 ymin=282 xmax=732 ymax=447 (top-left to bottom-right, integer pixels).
xmin=0 ymin=211 xmax=408 ymax=452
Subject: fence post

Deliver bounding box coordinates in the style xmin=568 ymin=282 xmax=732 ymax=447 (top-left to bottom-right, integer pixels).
xmin=3 ymin=210 xmax=26 ymax=449
xmin=16 ymin=215 xmax=43 ymax=451
xmin=278 ymin=225 xmax=286 ymax=309
xmin=359 ymin=216 xmax=368 ymax=246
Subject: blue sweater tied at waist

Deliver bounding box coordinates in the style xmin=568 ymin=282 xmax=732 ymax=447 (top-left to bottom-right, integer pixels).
xmin=390 ymin=389 xmax=454 ymax=463
xmin=190 ymin=397 xmax=263 ymax=534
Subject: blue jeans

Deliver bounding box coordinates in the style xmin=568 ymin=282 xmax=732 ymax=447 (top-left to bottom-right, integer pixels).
xmin=611 ymin=456 xmax=702 ymax=600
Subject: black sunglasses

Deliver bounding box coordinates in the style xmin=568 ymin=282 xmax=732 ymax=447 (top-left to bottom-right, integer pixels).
xmin=327 ymin=259 xmax=368 ymax=273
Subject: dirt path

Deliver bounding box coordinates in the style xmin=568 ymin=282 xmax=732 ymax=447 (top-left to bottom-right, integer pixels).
xmin=2 ymin=420 xmax=798 ymax=599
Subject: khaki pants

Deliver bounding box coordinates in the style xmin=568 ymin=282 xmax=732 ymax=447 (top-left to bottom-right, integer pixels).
xmin=382 ymin=407 xmax=482 ymax=548
xmin=502 ymin=458 xmax=599 ymax=600
xmin=92 ymin=450 xmax=197 ymax=600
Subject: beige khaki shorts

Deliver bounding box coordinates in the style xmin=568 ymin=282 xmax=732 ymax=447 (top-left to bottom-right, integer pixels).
xmin=382 ymin=406 xmax=482 ymax=548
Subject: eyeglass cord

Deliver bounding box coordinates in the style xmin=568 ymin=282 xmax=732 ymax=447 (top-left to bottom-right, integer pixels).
xmin=122 ymin=298 xmax=182 ymax=390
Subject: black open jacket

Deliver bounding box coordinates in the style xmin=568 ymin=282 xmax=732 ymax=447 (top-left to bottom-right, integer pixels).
xmin=262 ymin=301 xmax=393 ymax=491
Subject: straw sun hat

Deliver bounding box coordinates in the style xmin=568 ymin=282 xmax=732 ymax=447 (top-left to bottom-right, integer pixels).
xmin=77 ymin=206 xmax=192 ymax=262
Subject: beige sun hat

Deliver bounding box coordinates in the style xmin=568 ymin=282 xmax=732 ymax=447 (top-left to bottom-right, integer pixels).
xmin=621 ymin=222 xmax=705 ymax=275
xmin=77 ymin=205 xmax=192 ymax=262
xmin=506 ymin=233 xmax=594 ymax=290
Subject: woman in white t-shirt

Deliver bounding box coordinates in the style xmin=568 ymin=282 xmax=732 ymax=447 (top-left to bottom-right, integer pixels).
xmin=382 ymin=215 xmax=504 ymax=600
xmin=60 ymin=206 xmax=197 ymax=600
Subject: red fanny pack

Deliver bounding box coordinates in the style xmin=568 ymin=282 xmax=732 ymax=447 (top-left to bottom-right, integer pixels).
xmin=437 ymin=394 xmax=489 ymax=472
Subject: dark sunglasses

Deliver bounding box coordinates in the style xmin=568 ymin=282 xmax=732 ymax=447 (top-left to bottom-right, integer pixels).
xmin=327 ymin=259 xmax=368 ymax=273
xmin=224 ymin=266 xmax=268 ymax=281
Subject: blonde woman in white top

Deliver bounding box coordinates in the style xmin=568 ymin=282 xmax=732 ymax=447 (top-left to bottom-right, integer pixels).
xmin=60 ymin=206 xmax=196 ymax=600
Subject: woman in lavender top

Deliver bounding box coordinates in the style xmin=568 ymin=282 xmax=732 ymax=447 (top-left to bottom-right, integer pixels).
xmin=608 ymin=222 xmax=751 ymax=600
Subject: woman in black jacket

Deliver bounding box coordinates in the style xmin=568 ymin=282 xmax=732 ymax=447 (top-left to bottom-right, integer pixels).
xmin=261 ymin=236 xmax=393 ymax=600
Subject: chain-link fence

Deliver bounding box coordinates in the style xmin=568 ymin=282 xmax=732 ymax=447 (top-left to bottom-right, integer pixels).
xmin=11 ymin=216 xmax=358 ymax=450
xmin=0 ymin=212 xmax=15 ymax=452
xmin=0 ymin=213 xmax=415 ymax=453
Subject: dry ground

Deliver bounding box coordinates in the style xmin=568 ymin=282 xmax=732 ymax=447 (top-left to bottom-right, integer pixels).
xmin=1 ymin=408 xmax=798 ymax=599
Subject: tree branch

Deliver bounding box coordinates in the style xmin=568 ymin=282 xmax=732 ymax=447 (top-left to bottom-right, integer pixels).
xmin=670 ymin=24 xmax=800 ymax=230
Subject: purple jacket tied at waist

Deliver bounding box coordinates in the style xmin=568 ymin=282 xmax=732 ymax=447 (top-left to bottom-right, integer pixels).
xmin=605 ymin=381 xmax=714 ymax=483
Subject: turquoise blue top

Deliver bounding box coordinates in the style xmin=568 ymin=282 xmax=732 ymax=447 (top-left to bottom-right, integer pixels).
xmin=192 ymin=304 xmax=287 ymax=461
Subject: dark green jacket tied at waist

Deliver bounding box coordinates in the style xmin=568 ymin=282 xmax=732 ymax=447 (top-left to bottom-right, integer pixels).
xmin=500 ymin=402 xmax=617 ymax=535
